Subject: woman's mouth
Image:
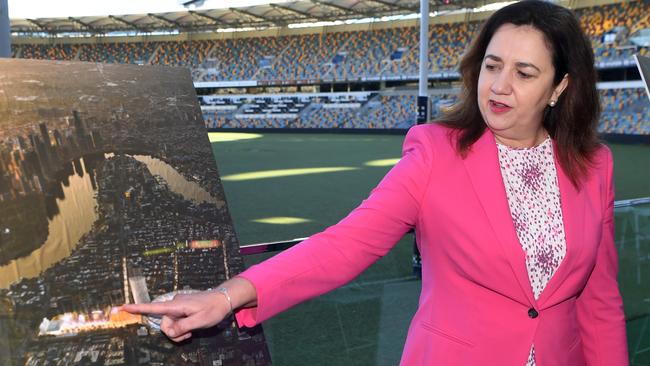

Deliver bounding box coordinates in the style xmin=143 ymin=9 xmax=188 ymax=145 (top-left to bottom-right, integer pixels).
xmin=488 ymin=100 xmax=512 ymax=114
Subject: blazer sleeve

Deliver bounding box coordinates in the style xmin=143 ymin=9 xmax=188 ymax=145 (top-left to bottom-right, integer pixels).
xmin=575 ymin=147 xmax=629 ymax=365
xmin=234 ymin=125 xmax=435 ymax=327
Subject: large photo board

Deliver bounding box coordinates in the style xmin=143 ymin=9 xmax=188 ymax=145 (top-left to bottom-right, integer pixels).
xmin=0 ymin=59 xmax=270 ymax=365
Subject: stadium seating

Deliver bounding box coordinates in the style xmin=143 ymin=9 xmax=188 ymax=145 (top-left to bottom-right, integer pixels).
xmin=205 ymin=37 xmax=291 ymax=81
xmin=329 ymin=27 xmax=418 ymax=80
xmin=12 ymin=1 xmax=649 ymax=134
xmin=256 ymin=32 xmax=347 ymax=81
xmin=78 ymin=42 xmax=157 ymax=64
xmin=599 ymin=88 xmax=650 ymax=134
xmin=10 ymin=44 xmax=19 ymax=58
xmin=153 ymin=40 xmax=212 ymax=68
xmin=576 ymin=1 xmax=650 ymax=64
xmin=13 ymin=0 xmax=649 ymax=81
xmin=19 ymin=44 xmax=78 ymax=61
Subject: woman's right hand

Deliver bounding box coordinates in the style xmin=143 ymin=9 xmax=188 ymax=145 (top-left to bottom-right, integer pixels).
xmin=122 ymin=277 xmax=257 ymax=342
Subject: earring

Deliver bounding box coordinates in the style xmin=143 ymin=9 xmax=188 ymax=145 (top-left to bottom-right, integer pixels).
xmin=549 ymin=100 xmax=556 ymax=107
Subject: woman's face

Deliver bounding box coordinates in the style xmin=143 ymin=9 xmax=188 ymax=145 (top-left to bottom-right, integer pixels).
xmin=477 ymin=23 xmax=568 ymax=144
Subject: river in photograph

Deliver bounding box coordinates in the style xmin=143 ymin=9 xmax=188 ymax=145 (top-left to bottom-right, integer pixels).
xmin=0 ymin=153 xmax=220 ymax=288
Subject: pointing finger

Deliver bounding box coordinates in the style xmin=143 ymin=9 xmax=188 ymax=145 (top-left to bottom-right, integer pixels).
xmin=122 ymin=302 xmax=187 ymax=318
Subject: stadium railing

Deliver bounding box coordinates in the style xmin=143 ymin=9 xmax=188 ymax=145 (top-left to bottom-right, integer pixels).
xmin=238 ymin=196 xmax=650 ymax=364
xmin=201 ymin=88 xmax=648 ymax=134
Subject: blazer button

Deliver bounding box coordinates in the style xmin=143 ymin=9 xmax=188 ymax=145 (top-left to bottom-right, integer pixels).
xmin=528 ymin=308 xmax=539 ymax=319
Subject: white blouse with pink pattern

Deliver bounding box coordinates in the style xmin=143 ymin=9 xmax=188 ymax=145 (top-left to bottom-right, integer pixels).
xmin=496 ymin=136 xmax=567 ymax=366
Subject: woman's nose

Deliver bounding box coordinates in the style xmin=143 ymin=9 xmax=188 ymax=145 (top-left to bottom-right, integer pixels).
xmin=490 ymin=71 xmax=513 ymax=95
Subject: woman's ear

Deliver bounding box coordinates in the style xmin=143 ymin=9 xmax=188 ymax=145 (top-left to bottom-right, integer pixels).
xmin=552 ymin=73 xmax=569 ymax=101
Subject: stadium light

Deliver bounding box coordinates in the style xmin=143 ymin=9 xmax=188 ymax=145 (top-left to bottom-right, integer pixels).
xmin=178 ymin=0 xmax=205 ymax=9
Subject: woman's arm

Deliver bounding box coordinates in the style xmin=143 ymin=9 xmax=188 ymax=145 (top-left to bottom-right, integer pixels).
xmin=575 ymin=147 xmax=629 ymax=365
xmin=235 ymin=124 xmax=436 ymax=327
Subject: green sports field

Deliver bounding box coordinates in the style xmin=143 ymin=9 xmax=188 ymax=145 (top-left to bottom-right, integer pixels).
xmin=210 ymin=132 xmax=650 ymax=366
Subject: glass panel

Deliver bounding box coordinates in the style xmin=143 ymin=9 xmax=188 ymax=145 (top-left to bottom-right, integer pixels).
xmin=618 ymin=202 xmax=650 ymax=364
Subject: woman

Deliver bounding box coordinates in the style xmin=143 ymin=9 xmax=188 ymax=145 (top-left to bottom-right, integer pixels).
xmin=124 ymin=1 xmax=629 ymax=364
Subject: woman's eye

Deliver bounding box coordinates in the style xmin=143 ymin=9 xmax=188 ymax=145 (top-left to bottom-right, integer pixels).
xmin=518 ymin=71 xmax=532 ymax=79
xmin=485 ymin=64 xmax=497 ymax=71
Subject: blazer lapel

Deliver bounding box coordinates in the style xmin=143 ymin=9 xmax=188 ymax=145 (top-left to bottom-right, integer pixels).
xmin=461 ymin=129 xmax=537 ymax=307
xmin=536 ymin=141 xmax=585 ymax=307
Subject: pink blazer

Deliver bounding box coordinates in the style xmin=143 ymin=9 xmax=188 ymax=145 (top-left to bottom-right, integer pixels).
xmin=235 ymin=123 xmax=628 ymax=365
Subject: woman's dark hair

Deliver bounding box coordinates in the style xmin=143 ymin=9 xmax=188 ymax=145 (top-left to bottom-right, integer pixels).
xmin=439 ymin=0 xmax=600 ymax=187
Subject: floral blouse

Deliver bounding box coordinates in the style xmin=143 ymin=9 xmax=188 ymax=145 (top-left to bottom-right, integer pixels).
xmin=496 ymin=136 xmax=567 ymax=366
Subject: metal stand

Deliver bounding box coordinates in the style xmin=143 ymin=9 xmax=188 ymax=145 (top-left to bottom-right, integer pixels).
xmin=412 ymin=0 xmax=429 ymax=279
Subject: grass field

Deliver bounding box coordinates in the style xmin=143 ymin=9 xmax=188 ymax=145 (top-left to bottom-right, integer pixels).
xmin=210 ymin=132 xmax=650 ymax=365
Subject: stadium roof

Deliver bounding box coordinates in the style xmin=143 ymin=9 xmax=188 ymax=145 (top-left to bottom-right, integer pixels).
xmin=10 ymin=0 xmax=503 ymax=35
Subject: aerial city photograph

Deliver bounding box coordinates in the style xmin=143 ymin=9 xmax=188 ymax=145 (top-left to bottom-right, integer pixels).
xmin=0 ymin=58 xmax=270 ymax=365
